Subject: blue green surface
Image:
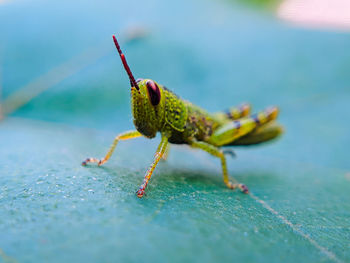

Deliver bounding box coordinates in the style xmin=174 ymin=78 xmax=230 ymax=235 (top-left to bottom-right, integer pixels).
xmin=1 ymin=0 xmax=350 ymax=262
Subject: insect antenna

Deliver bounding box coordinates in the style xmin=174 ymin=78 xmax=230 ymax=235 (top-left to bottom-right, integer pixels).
xmin=112 ymin=35 xmax=140 ymax=90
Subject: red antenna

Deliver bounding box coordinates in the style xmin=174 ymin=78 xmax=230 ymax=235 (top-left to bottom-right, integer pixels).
xmin=112 ymin=35 xmax=139 ymax=90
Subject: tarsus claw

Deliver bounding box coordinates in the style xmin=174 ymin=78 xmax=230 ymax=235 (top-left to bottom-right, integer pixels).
xmin=239 ymin=184 xmax=249 ymax=194
xmin=136 ymin=189 xmax=145 ymax=198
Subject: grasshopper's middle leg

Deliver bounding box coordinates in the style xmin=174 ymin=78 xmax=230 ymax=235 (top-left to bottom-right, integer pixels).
xmin=136 ymin=135 xmax=169 ymax=198
xmin=82 ymin=130 xmax=142 ymax=166
xmin=189 ymin=140 xmax=249 ymax=193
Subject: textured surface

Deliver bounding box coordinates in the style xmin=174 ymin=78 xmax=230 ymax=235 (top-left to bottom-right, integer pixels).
xmin=1 ymin=0 xmax=350 ymax=262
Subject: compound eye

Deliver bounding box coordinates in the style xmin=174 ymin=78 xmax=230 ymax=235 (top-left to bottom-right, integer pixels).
xmin=146 ymin=80 xmax=161 ymax=106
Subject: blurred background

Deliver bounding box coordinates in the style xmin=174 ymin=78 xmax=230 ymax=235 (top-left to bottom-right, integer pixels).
xmin=0 ymin=0 xmax=349 ymax=262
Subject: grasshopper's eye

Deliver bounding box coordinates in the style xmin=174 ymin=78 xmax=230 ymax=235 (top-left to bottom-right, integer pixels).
xmin=146 ymin=80 xmax=161 ymax=106
xmin=136 ymin=78 xmax=143 ymax=83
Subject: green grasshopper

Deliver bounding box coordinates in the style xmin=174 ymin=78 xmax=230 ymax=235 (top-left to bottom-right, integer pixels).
xmin=82 ymin=35 xmax=283 ymax=198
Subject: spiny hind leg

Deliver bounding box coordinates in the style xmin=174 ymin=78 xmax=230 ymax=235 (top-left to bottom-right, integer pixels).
xmin=82 ymin=130 xmax=142 ymax=166
xmin=214 ymin=103 xmax=251 ymax=121
xmin=210 ymin=106 xmax=279 ymax=146
xmin=189 ymin=140 xmax=248 ymax=193
xmin=225 ymin=103 xmax=251 ymax=120
xmin=230 ymin=122 xmax=283 ymax=146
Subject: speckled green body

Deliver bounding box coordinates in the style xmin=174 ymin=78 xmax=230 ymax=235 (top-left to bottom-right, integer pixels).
xmin=131 ymin=79 xmax=282 ymax=147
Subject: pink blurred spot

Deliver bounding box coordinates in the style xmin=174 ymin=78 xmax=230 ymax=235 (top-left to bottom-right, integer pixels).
xmin=278 ymin=0 xmax=350 ymax=31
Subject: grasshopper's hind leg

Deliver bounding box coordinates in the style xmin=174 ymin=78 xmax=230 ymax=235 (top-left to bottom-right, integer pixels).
xmin=225 ymin=103 xmax=251 ymax=120
xmin=189 ymin=140 xmax=248 ymax=193
xmin=229 ymin=122 xmax=283 ymax=146
xmin=210 ymin=106 xmax=279 ymax=146
xmin=214 ymin=103 xmax=251 ymax=121
xmin=82 ymin=130 xmax=142 ymax=166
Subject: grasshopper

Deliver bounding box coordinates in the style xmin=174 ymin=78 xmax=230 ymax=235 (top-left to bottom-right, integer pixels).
xmin=82 ymin=35 xmax=283 ymax=198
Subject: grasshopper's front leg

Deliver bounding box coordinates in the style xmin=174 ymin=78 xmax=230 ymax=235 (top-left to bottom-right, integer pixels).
xmin=189 ymin=140 xmax=249 ymax=193
xmin=82 ymin=130 xmax=142 ymax=166
xmin=136 ymin=135 xmax=169 ymax=198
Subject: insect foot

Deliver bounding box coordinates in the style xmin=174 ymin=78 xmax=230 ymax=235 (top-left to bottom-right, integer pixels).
xmin=81 ymin=158 xmax=106 ymax=166
xmin=239 ymin=184 xmax=249 ymax=194
xmin=136 ymin=188 xmax=146 ymax=198
xmin=226 ymin=181 xmax=249 ymax=194
xmin=82 ymin=158 xmax=99 ymax=166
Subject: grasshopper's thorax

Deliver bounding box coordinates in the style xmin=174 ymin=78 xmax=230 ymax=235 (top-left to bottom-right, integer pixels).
xmin=131 ymin=79 xmax=166 ymax=138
